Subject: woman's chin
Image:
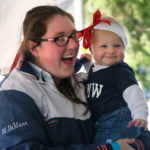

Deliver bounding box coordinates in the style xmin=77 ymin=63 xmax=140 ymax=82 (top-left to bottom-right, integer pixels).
xmin=63 ymin=69 xmax=74 ymax=78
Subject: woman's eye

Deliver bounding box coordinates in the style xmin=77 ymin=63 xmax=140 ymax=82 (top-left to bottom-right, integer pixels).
xmin=57 ymin=36 xmax=66 ymax=42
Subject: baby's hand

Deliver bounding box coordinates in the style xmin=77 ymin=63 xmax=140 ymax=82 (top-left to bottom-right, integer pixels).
xmin=127 ymin=119 xmax=148 ymax=131
xmin=80 ymin=53 xmax=92 ymax=63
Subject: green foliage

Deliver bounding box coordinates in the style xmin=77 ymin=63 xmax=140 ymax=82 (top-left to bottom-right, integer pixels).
xmin=83 ymin=0 xmax=150 ymax=90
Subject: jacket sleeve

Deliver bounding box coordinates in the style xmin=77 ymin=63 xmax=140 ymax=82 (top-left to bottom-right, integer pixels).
xmin=130 ymin=130 xmax=150 ymax=150
xmin=0 ymin=90 xmax=99 ymax=150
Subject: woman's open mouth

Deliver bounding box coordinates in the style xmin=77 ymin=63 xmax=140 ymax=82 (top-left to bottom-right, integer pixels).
xmin=62 ymin=55 xmax=74 ymax=64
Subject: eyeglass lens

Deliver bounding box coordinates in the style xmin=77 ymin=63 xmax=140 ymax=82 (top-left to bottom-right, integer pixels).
xmin=55 ymin=32 xmax=82 ymax=46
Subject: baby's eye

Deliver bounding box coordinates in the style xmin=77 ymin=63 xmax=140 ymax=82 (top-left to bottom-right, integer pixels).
xmin=100 ymin=45 xmax=107 ymax=48
xmin=114 ymin=44 xmax=121 ymax=48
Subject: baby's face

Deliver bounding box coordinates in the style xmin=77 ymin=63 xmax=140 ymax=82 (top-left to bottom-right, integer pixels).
xmin=90 ymin=30 xmax=125 ymax=66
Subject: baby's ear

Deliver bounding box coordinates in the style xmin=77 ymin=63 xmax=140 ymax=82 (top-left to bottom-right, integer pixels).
xmin=27 ymin=40 xmax=39 ymax=57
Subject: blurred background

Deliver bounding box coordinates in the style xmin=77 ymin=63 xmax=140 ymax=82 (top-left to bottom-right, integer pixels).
xmin=0 ymin=0 xmax=150 ymax=128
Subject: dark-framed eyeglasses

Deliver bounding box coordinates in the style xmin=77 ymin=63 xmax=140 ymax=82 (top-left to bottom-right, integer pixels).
xmin=36 ymin=31 xmax=83 ymax=47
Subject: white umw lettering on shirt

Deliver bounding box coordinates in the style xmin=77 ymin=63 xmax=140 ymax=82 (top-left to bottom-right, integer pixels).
xmin=87 ymin=83 xmax=103 ymax=98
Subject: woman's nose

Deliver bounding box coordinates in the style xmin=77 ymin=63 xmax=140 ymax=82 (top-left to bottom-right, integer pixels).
xmin=67 ymin=38 xmax=79 ymax=50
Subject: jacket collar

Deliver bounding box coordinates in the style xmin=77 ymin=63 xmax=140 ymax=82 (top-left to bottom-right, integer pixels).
xmin=19 ymin=60 xmax=53 ymax=83
xmin=19 ymin=60 xmax=39 ymax=80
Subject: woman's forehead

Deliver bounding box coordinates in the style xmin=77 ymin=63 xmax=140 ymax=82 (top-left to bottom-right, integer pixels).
xmin=46 ymin=15 xmax=75 ymax=35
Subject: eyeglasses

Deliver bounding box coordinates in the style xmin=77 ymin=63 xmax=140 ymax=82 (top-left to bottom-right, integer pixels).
xmin=36 ymin=31 xmax=83 ymax=47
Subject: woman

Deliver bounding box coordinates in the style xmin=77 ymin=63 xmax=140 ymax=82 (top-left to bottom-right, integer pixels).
xmin=0 ymin=5 xmax=148 ymax=150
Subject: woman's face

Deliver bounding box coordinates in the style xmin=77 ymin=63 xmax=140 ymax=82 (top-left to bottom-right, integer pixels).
xmin=32 ymin=15 xmax=79 ymax=82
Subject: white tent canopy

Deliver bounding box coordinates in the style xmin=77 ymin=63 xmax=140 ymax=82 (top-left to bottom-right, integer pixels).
xmin=0 ymin=0 xmax=83 ymax=75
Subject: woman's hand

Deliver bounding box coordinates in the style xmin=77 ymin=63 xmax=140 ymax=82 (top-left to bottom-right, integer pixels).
xmin=117 ymin=139 xmax=135 ymax=150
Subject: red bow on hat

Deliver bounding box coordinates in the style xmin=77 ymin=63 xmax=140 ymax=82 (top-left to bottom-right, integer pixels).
xmin=82 ymin=10 xmax=111 ymax=49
